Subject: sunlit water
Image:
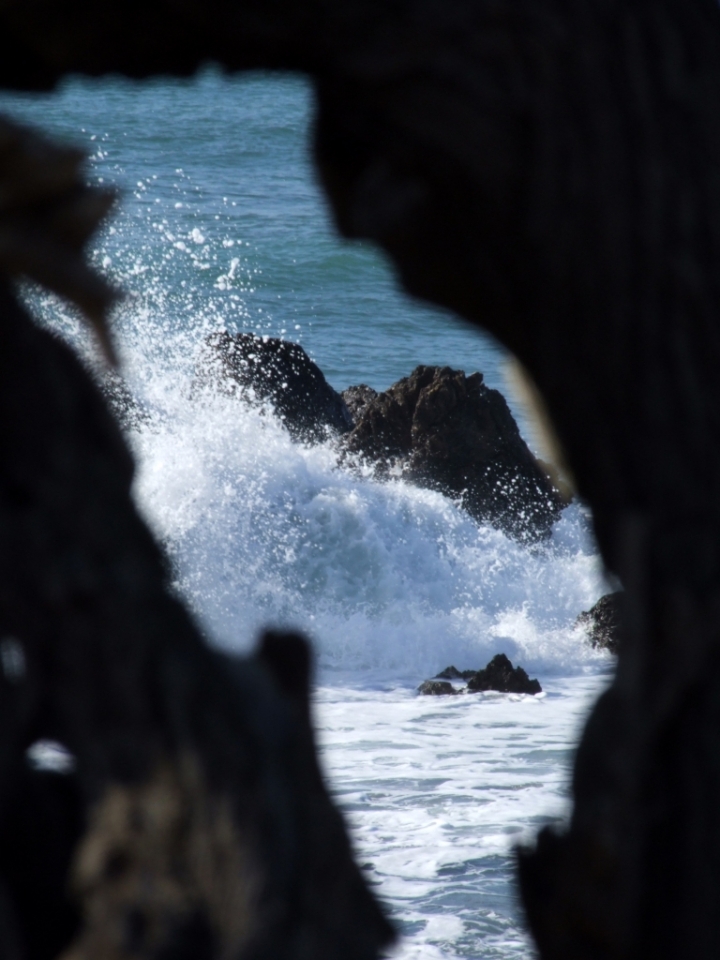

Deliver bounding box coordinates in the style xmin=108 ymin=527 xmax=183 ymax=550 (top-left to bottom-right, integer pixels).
xmin=0 ymin=71 xmax=613 ymax=957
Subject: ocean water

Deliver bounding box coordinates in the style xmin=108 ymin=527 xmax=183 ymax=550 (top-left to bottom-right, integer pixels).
xmin=0 ymin=71 xmax=612 ymax=958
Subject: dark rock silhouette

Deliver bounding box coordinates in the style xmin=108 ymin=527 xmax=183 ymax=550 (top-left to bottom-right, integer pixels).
xmin=417 ymin=679 xmax=459 ymax=696
xmin=202 ymin=331 xmax=353 ymax=443
xmin=342 ymin=365 xmax=563 ymax=540
xmin=0 ymin=762 xmax=84 ymax=959
xmin=422 ymin=656 xmax=541 ymax=694
xmin=466 ymin=654 xmax=542 ymax=695
xmin=576 ymin=593 xmax=623 ymax=655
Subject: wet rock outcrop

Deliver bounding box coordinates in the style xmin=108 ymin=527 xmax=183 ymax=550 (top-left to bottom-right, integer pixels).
xmin=466 ymin=654 xmax=542 ymax=695
xmin=420 ymin=656 xmax=542 ymax=695
xmin=342 ymin=366 xmax=563 ymax=540
xmin=417 ymin=679 xmax=459 ymax=696
xmin=576 ymin=593 xmax=623 ymax=655
xmin=202 ymin=331 xmax=353 ymax=442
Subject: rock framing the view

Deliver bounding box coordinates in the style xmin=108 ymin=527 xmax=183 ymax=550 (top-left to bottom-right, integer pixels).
xmin=2 ymin=0 xmax=720 ymax=957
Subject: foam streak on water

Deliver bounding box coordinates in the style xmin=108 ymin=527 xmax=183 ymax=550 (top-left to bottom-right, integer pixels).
xmin=315 ymin=675 xmax=608 ymax=959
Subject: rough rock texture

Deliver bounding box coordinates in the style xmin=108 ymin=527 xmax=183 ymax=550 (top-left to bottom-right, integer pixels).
xmin=0 ymin=284 xmax=393 ymax=960
xmin=417 ymin=679 xmax=459 ymax=696
xmin=576 ymin=593 xmax=624 ymax=655
xmin=3 ymin=0 xmax=720 ymax=956
xmin=466 ymin=655 xmax=542 ymax=695
xmin=341 ymin=384 xmax=378 ymax=422
xmin=201 ymin=331 xmax=353 ymax=443
xmin=342 ymin=365 xmax=563 ymax=540
xmin=435 ymin=666 xmax=476 ymax=681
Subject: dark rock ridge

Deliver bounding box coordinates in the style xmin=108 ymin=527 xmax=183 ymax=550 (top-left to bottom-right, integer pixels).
xmin=201 ymin=331 xmax=353 ymax=443
xmin=466 ymin=654 xmax=542 ymax=695
xmin=342 ymin=365 xmax=564 ymax=541
xmin=417 ymin=679 xmax=459 ymax=696
xmin=436 ymin=665 xmax=477 ymax=681
xmin=576 ymin=592 xmax=623 ymax=655
xmin=199 ymin=336 xmax=562 ymax=541
xmin=419 ymin=655 xmax=542 ymax=695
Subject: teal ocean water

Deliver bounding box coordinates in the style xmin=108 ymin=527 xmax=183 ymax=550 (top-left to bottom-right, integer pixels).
xmin=1 ymin=71 xmax=610 ymax=959
xmin=0 ymin=69 xmax=510 ymax=393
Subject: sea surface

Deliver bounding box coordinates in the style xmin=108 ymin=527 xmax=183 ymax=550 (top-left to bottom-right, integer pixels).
xmin=1 ymin=71 xmax=612 ymax=958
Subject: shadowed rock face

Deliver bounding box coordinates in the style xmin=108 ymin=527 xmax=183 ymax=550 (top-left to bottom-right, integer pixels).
xmin=577 ymin=593 xmax=623 ymax=655
xmin=342 ymin=365 xmax=563 ymax=540
xmin=201 ymin=331 xmax=353 ymax=443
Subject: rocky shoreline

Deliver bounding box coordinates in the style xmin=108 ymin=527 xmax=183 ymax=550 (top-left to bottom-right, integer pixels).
xmin=104 ymin=331 xmax=621 ymax=658
xmin=193 ymin=331 xmax=567 ymax=542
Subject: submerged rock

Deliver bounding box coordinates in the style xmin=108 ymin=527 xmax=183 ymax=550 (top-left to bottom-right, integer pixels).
xmin=466 ymin=654 xmax=542 ymax=695
xmin=341 ymin=365 xmax=563 ymax=540
xmin=417 ymin=679 xmax=460 ymax=696
xmin=576 ymin=592 xmax=623 ymax=654
xmin=201 ymin=331 xmax=353 ymax=442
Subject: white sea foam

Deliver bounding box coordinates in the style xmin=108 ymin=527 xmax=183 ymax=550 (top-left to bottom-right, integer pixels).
xmin=120 ymin=327 xmax=609 ymax=680
xmin=315 ymin=673 xmax=610 ymax=958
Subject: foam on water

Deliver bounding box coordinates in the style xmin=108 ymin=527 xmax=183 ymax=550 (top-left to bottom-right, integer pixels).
xmin=124 ymin=346 xmax=607 ymax=680
xmin=315 ymin=673 xmax=609 ymax=959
